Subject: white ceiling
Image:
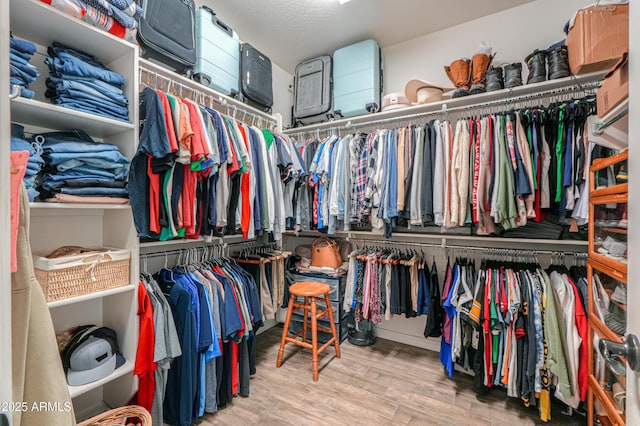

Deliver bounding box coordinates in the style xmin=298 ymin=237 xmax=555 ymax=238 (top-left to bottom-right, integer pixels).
xmin=196 ymin=0 xmax=535 ymax=73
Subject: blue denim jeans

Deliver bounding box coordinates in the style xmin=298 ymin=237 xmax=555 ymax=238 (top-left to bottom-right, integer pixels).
xmin=60 ymin=186 xmax=129 ymax=197
xmin=35 ymin=130 xmax=94 ymax=144
xmin=10 ymin=63 xmax=38 ymax=84
xmin=42 ymin=141 xmax=118 ymax=154
xmin=57 ymin=159 xmax=128 ymax=173
xmin=46 ymin=77 xmax=128 ymax=106
xmin=10 ymin=37 xmax=36 ymax=55
xmin=51 ymin=96 xmax=129 ymax=121
xmin=11 ymin=48 xmax=32 ymax=62
xmin=45 ymin=150 xmax=129 ymax=166
xmin=45 ymin=52 xmax=125 ymax=86
xmin=47 ymin=42 xmax=105 ymax=68
xmin=26 ymin=187 xmax=39 ymax=202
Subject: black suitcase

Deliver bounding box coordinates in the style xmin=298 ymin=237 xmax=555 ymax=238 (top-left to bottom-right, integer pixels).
xmin=293 ymin=55 xmax=333 ymax=126
xmin=137 ymin=0 xmax=197 ymax=73
xmin=240 ymin=43 xmax=273 ymax=112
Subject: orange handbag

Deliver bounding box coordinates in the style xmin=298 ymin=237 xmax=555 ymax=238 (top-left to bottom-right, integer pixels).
xmin=311 ymin=237 xmax=342 ymax=269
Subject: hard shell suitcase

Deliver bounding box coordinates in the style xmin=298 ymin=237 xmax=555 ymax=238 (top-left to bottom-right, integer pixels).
xmin=138 ymin=0 xmax=197 ymax=73
xmin=293 ymin=55 xmax=333 ymax=126
xmin=193 ymin=6 xmax=240 ymax=96
xmin=240 ymin=43 xmax=273 ymax=112
xmin=333 ymin=39 xmax=383 ymax=118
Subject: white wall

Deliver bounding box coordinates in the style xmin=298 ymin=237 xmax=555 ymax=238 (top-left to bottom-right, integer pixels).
xmin=382 ymin=0 xmax=592 ymax=95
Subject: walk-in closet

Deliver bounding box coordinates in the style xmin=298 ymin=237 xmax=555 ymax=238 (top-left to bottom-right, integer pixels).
xmin=1 ymin=0 xmax=637 ymax=425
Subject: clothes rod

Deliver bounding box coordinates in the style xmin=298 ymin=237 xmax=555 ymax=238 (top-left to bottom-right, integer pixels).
xmin=138 ymin=60 xmax=279 ymax=130
xmin=289 ymin=78 xmax=601 ymax=137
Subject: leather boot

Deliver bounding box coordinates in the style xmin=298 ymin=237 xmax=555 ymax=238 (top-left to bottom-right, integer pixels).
xmin=525 ymin=49 xmax=547 ymax=84
xmin=469 ymin=53 xmax=495 ymax=95
xmin=444 ymin=59 xmax=471 ymax=98
xmin=504 ymin=62 xmax=523 ymax=88
xmin=547 ymin=45 xmax=570 ymax=80
xmin=485 ymin=66 xmax=504 ymax=92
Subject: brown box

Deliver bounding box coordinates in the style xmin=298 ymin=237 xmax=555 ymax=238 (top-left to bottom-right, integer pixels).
xmin=566 ymin=3 xmax=628 ymax=75
xmin=597 ymin=53 xmax=628 ymax=118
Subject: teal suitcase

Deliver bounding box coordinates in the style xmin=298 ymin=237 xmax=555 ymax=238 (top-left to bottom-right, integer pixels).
xmin=333 ymin=39 xmax=383 ymax=118
xmin=193 ymin=6 xmax=240 ymax=96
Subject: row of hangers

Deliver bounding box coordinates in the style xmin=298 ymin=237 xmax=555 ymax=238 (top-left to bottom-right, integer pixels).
xmin=233 ymin=241 xmax=291 ymax=264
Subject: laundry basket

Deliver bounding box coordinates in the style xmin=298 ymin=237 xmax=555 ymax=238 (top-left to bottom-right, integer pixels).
xmin=33 ymin=247 xmax=130 ymax=302
xmin=77 ymin=405 xmax=151 ymax=426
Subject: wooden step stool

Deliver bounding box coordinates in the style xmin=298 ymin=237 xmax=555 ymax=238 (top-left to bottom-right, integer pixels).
xmin=276 ymin=281 xmax=341 ymax=381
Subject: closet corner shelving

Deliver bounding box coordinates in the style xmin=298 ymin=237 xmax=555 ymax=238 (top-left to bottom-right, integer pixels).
xmin=587 ymin=149 xmax=629 ymax=426
xmin=9 ymin=0 xmax=140 ymax=419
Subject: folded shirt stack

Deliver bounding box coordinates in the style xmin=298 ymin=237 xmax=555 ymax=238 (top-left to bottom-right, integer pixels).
xmin=39 ymin=0 xmax=138 ymax=43
xmin=10 ymin=36 xmax=40 ymax=100
xmin=11 ymin=124 xmax=45 ymax=202
xmin=36 ymin=129 xmax=130 ymax=204
xmin=80 ymin=0 xmax=143 ymax=30
xmin=45 ymin=42 xmax=129 ymax=122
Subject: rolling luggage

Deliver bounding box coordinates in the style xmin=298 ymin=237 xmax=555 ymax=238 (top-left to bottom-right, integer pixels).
xmin=333 ymin=39 xmax=383 ymax=118
xmin=240 ymin=43 xmax=273 ymax=112
xmin=293 ymin=55 xmax=333 ymax=126
xmin=137 ymin=0 xmax=197 ymax=73
xmin=193 ymin=6 xmax=240 ymax=96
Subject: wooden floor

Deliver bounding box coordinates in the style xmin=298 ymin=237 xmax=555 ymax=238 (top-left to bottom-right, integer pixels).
xmin=199 ymin=326 xmax=586 ymax=426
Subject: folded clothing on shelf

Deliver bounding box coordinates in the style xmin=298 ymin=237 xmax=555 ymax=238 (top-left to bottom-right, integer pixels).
xmin=9 ymin=36 xmax=39 ymax=99
xmin=11 ymin=123 xmax=44 ymax=201
xmin=44 ymin=42 xmax=129 ymax=122
xmin=39 ymin=0 xmax=138 ymax=43
xmin=33 ymin=129 xmax=130 ymax=202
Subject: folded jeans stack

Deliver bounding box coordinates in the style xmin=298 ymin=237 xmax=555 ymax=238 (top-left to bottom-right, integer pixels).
xmin=10 ymin=36 xmax=40 ymax=100
xmin=39 ymin=0 xmax=138 ymax=43
xmin=36 ymin=129 xmax=130 ymax=204
xmin=44 ymin=42 xmax=129 ymax=122
xmin=11 ymin=124 xmax=45 ymax=202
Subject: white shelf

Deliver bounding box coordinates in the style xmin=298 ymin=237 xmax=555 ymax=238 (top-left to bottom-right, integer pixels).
xmin=68 ymin=360 xmax=134 ymax=399
xmin=48 ymin=285 xmax=136 ymax=309
xmin=589 ymin=98 xmax=629 ymax=150
xmin=10 ymin=0 xmax=136 ymax=63
xmin=11 ymin=97 xmax=134 ymax=138
xmin=30 ymin=202 xmax=131 ymax=210
xmin=284 ymin=71 xmax=605 ymax=134
xmin=284 ymin=229 xmax=588 ymax=251
xmin=139 ymin=234 xmax=250 ymax=250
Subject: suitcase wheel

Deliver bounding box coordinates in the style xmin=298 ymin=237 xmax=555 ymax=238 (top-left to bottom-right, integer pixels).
xmin=366 ymin=103 xmax=379 ymax=113
xmin=194 ymin=73 xmax=211 ymax=87
xmin=334 ymin=110 xmax=343 ymax=119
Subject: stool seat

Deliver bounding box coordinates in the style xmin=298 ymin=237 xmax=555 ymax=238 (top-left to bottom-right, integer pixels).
xmin=289 ymin=281 xmax=330 ymax=297
xmin=276 ymin=281 xmax=341 ymax=381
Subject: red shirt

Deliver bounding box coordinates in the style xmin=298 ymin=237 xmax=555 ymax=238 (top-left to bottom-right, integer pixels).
xmin=134 ymin=282 xmax=156 ymax=411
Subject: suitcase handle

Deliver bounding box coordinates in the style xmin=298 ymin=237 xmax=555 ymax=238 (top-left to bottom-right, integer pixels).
xmin=200 ymin=6 xmax=233 ymax=36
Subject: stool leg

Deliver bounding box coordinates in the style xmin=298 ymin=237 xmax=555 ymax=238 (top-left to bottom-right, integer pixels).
xmin=277 ymin=294 xmax=296 ymax=368
xmin=301 ymin=296 xmax=309 ymax=344
xmin=324 ymin=293 xmax=341 ymax=359
xmin=311 ymin=297 xmax=319 ymax=381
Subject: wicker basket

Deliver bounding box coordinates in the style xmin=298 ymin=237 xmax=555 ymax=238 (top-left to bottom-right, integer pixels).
xmin=33 ymin=247 xmax=130 ymax=302
xmin=77 ymin=405 xmax=151 ymax=426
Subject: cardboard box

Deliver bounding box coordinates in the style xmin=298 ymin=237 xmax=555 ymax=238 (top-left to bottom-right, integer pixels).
xmin=566 ymin=3 xmax=628 ymax=75
xmin=597 ymin=52 xmax=628 ymax=118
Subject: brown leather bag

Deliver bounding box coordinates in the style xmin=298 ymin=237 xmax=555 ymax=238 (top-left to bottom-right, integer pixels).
xmin=311 ymin=237 xmax=342 ymax=269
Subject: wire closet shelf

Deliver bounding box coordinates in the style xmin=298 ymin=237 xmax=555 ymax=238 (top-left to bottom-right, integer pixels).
xmin=285 ymin=73 xmax=603 ymax=139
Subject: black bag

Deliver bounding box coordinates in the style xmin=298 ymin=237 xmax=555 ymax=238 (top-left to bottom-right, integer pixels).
xmin=137 ymin=0 xmax=197 ymax=73
xmin=293 ymin=55 xmax=333 ymax=126
xmin=240 ymin=43 xmax=273 ymax=112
